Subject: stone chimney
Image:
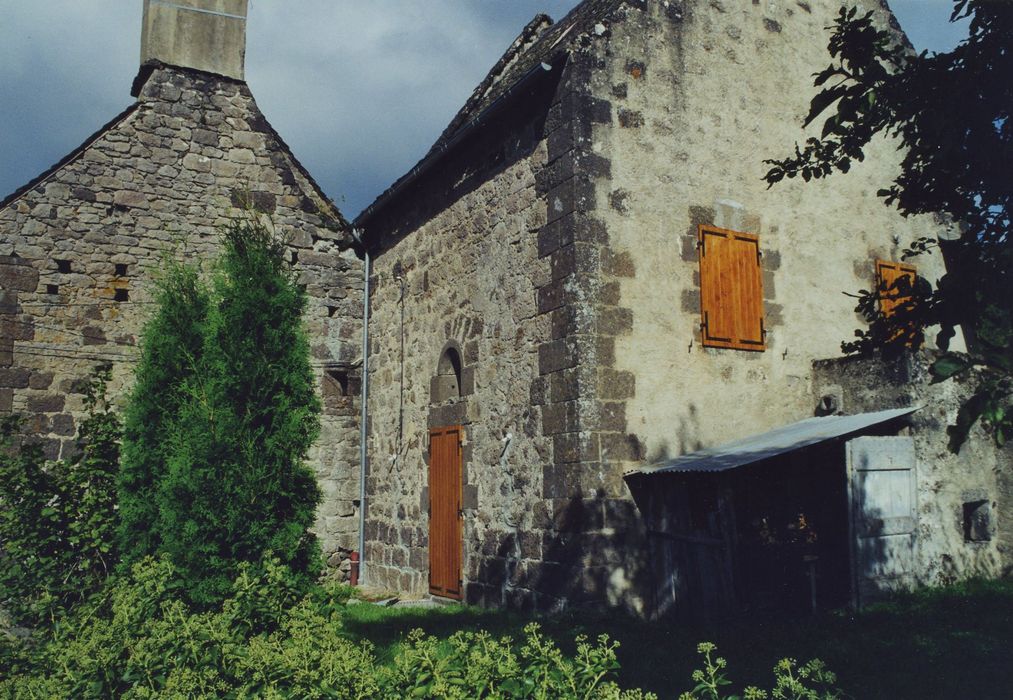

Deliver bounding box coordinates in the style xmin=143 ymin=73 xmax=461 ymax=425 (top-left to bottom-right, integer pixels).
xmin=140 ymin=0 xmax=248 ymax=81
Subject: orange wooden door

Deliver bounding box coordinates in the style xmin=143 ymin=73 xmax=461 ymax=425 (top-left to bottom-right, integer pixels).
xmin=429 ymin=426 xmax=463 ymax=599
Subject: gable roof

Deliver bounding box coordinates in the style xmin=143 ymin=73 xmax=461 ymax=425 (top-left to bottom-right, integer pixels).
xmin=355 ymin=0 xmax=625 ymax=228
xmin=1 ymin=63 xmax=346 ymax=228
xmin=433 ymin=0 xmax=623 ymax=154
xmin=0 ymin=104 xmax=140 ymax=212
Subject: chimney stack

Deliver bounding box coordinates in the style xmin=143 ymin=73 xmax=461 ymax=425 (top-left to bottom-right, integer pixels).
xmin=140 ymin=0 xmax=249 ymax=81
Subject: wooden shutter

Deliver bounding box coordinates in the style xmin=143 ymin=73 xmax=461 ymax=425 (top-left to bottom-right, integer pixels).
xmin=698 ymin=225 xmax=765 ymax=351
xmin=876 ymin=260 xmax=917 ymax=317
xmin=428 ymin=426 xmax=463 ymax=599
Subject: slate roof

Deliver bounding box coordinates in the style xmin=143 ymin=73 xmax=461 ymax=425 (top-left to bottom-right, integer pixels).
xmin=434 ymin=0 xmax=625 ymax=153
xmin=357 ymin=0 xmax=625 ymax=225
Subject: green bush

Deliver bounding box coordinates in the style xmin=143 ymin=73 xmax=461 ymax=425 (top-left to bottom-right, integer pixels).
xmin=118 ymin=261 xmax=210 ymax=566
xmin=118 ymin=219 xmax=322 ymax=606
xmin=0 ymin=558 xmax=652 ymax=699
xmin=0 ymin=365 xmax=120 ymax=626
xmin=381 ymin=624 xmax=655 ymax=699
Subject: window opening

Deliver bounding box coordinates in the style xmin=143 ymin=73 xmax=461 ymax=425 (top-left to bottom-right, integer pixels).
xmin=433 ymin=346 xmax=463 ymax=402
xmin=114 ymin=288 xmax=130 ymax=302
xmin=56 ymin=259 xmax=72 ymax=273
xmin=115 ymin=263 xmax=128 ymax=276
xmin=963 ymin=500 xmax=991 ymax=542
xmin=46 ymin=284 xmax=59 ymax=295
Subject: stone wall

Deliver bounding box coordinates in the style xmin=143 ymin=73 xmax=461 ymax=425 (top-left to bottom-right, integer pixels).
xmin=361 ymin=79 xmax=554 ymax=606
xmin=0 ymin=64 xmax=363 ymax=572
xmin=814 ymin=353 xmax=1011 ymax=584
xmin=589 ymin=0 xmax=955 ymax=470
xmin=357 ymin=0 xmax=970 ymax=614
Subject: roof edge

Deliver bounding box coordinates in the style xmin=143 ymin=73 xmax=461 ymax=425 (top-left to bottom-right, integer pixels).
xmin=0 ymin=103 xmax=140 ymax=211
xmin=625 ymin=406 xmax=920 ymax=477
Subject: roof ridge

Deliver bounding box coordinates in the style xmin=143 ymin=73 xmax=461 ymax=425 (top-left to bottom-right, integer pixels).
xmin=430 ymin=13 xmax=554 ymax=156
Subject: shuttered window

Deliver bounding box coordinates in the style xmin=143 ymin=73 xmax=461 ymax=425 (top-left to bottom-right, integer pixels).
xmin=698 ymin=224 xmax=765 ymax=351
xmin=875 ymin=260 xmax=916 ymax=317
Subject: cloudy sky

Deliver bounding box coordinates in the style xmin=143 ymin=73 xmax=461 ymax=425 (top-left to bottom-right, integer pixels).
xmin=0 ymin=1 xmax=969 ymax=219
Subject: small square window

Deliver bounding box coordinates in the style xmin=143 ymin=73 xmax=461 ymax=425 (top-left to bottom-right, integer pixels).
xmin=115 ymin=263 xmax=128 ymax=276
xmin=46 ymin=284 xmax=59 ymax=295
xmin=114 ymin=288 xmax=130 ymax=302
xmin=56 ymin=259 xmax=72 ymax=273
xmin=963 ymin=500 xmax=991 ymax=542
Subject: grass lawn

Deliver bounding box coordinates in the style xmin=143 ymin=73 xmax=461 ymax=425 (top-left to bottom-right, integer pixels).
xmin=340 ymin=578 xmax=1013 ymax=699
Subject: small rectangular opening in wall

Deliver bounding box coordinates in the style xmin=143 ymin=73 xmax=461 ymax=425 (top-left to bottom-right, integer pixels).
xmin=291 ymin=251 xmax=299 ymax=264
xmin=322 ymin=368 xmax=361 ymax=400
xmin=114 ymin=288 xmax=130 ymax=302
xmin=327 ymin=306 xmax=338 ymax=318
xmin=56 ymin=259 xmax=72 ymax=273
xmin=963 ymin=500 xmax=991 ymax=542
xmin=46 ymin=284 xmax=59 ymax=295
xmin=115 ymin=263 xmax=128 ymax=276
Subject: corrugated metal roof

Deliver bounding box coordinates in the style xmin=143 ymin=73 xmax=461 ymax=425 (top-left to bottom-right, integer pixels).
xmin=625 ymin=407 xmax=918 ymax=477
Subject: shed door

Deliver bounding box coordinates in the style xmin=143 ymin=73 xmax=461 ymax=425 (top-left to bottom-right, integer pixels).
xmin=846 ymin=436 xmax=917 ymax=608
xmin=429 ymin=426 xmax=463 ymax=599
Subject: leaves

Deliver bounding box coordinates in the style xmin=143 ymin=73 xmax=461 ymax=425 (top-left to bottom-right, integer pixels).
xmin=766 ymin=0 xmax=1012 ymax=451
xmin=0 ymin=365 xmax=121 ymax=627
xmin=119 ymin=218 xmax=323 ymax=608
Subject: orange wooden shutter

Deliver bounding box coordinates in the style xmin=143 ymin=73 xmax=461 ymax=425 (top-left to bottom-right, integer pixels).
xmin=699 ymin=225 xmax=765 ymax=351
xmin=428 ymin=426 xmax=463 ymax=599
xmin=876 ymin=260 xmax=917 ymax=317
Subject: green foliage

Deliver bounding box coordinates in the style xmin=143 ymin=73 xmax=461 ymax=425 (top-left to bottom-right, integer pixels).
xmin=678 ymin=643 xmax=842 ymax=700
xmin=381 ymin=623 xmax=653 ymax=699
xmin=118 ymin=261 xmax=210 ymax=566
xmin=0 ymin=365 xmax=121 ymax=626
xmin=0 ymin=558 xmax=650 ymax=699
xmin=764 ymin=1 xmax=1012 ymax=450
xmin=119 ymin=219 xmax=323 ymax=606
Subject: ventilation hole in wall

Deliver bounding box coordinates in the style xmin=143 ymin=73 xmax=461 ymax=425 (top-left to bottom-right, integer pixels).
xmin=327 ymin=306 xmax=338 ymax=318
xmin=114 ymin=288 xmax=130 ymax=302
xmin=291 ymin=251 xmax=299 ymax=264
xmin=323 ymin=370 xmax=350 ymax=398
xmin=56 ymin=259 xmax=72 ymax=273
xmin=115 ymin=263 xmax=128 ymax=276
xmin=46 ymin=284 xmax=59 ymax=295
xmin=963 ymin=500 xmax=991 ymax=542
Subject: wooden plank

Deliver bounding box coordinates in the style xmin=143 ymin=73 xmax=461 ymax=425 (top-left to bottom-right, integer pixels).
xmin=428 ymin=426 xmax=462 ymax=599
xmin=699 ymin=225 xmax=765 ymax=351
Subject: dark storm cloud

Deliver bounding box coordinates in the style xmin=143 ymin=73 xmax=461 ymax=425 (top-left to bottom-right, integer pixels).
xmin=0 ymin=1 xmax=968 ymax=219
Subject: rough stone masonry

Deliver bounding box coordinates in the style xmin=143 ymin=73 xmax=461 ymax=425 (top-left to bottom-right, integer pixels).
xmin=0 ymin=0 xmax=364 ymax=576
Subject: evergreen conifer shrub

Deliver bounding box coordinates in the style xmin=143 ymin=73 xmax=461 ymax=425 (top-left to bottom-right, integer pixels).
xmin=119 ymin=219 xmax=322 ymax=606
xmin=118 ymin=262 xmax=210 ymax=567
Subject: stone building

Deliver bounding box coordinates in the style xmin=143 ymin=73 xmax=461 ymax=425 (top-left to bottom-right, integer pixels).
xmin=2 ymin=0 xmax=1008 ymax=617
xmin=0 ymin=1 xmax=363 ymax=571
xmin=353 ymin=0 xmax=1009 ymax=616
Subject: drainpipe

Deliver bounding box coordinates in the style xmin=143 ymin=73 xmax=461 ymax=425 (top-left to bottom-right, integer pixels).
xmin=350 ymin=228 xmax=370 ymax=585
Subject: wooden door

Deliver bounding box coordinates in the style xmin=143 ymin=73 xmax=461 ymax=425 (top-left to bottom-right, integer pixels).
xmin=846 ymin=436 xmax=917 ymax=609
xmin=429 ymin=426 xmax=463 ymax=599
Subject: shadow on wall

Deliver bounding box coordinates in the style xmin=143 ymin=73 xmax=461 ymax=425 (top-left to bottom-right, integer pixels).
xmin=474 ymin=487 xmax=653 ymax=615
